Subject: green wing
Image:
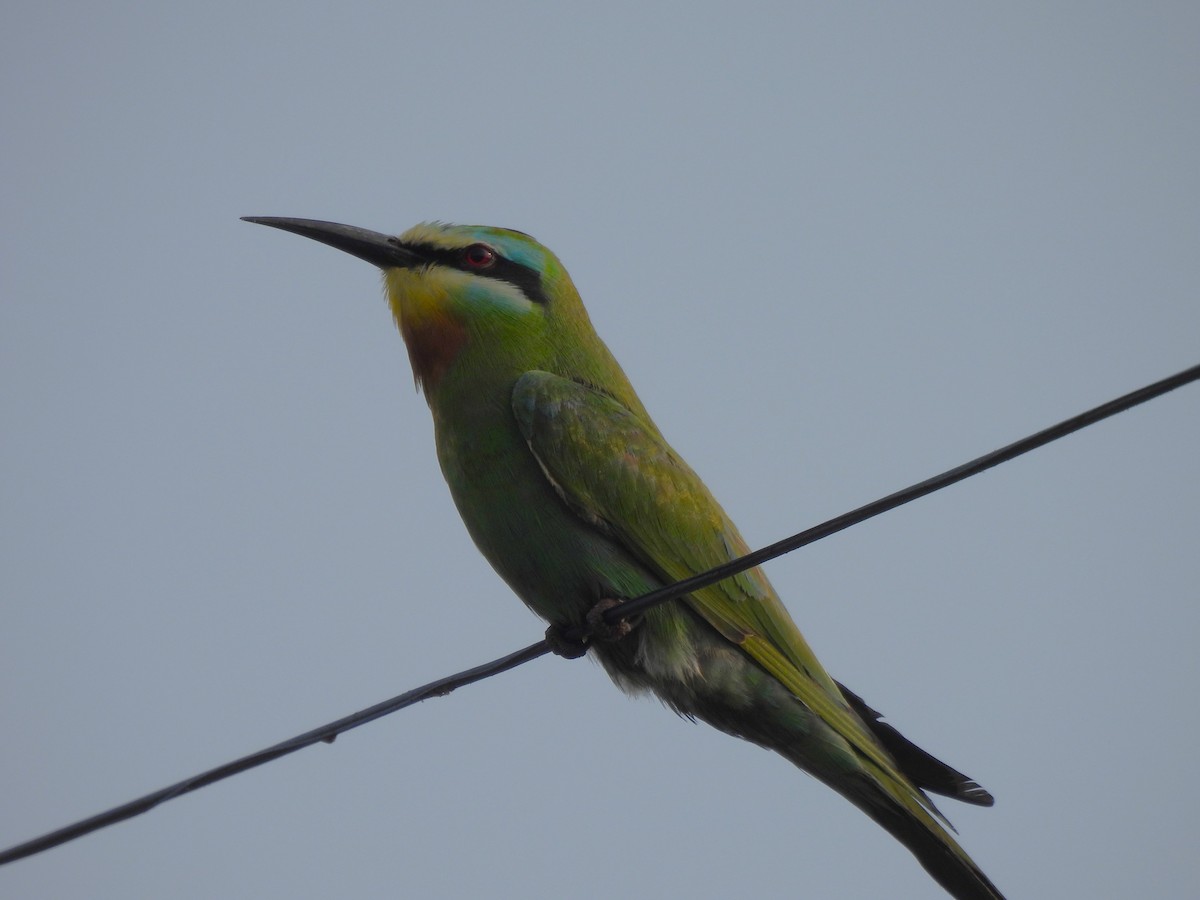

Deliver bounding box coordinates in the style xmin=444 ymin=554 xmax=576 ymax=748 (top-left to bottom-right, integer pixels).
xmin=512 ymin=370 xmax=1012 ymax=900
xmin=511 ymin=370 xmax=924 ymax=798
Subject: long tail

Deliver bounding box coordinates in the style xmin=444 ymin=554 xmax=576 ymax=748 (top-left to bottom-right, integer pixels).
xmin=840 ymin=771 xmax=1005 ymax=900
xmin=782 ymin=688 xmax=1004 ymax=899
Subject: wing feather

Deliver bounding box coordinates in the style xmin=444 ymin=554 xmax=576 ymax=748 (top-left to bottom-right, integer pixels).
xmin=512 ymin=371 xmax=933 ymax=805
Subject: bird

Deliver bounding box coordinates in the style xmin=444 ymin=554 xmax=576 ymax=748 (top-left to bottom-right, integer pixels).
xmin=244 ymin=216 xmax=1004 ymax=899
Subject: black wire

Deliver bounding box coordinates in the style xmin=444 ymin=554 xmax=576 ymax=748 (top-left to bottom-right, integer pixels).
xmin=0 ymin=641 xmax=551 ymax=866
xmin=606 ymin=361 xmax=1200 ymax=626
xmin=1 ymin=361 xmax=1196 ymax=867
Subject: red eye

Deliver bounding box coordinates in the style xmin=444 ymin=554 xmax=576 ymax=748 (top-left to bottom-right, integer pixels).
xmin=462 ymin=244 xmax=496 ymax=269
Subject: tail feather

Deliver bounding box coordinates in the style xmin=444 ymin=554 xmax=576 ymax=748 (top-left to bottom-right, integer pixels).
xmin=838 ymin=681 xmax=995 ymax=807
xmin=844 ymin=771 xmax=1006 ymax=900
xmin=779 ymin=683 xmax=1004 ymax=897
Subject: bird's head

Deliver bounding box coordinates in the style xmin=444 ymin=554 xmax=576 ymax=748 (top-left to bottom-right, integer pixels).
xmin=243 ymin=217 xmax=602 ymax=398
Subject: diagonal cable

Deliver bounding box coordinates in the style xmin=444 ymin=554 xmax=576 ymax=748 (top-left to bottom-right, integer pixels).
xmin=1 ymin=361 xmax=1196 ymax=867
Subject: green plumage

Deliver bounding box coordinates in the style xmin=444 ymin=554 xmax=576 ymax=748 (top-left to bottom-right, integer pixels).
xmin=245 ymin=216 xmax=1004 ymax=899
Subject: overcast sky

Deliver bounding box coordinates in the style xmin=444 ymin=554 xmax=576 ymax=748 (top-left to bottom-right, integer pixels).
xmin=3 ymin=3 xmax=1198 ymax=898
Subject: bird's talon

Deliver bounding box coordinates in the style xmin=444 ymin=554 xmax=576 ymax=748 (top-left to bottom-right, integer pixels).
xmin=586 ymin=597 xmax=634 ymax=642
xmin=545 ymin=624 xmax=589 ymax=659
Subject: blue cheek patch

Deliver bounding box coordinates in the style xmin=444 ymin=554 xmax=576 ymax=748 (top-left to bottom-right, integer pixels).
xmin=463 ymin=276 xmax=537 ymax=316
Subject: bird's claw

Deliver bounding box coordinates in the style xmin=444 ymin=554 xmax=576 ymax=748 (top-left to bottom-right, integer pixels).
xmin=544 ymin=598 xmax=634 ymax=659
xmin=586 ymin=597 xmax=634 ymax=643
xmin=544 ymin=623 xmax=589 ymax=659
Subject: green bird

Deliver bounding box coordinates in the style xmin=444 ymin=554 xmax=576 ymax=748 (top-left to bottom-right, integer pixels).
xmin=244 ymin=216 xmax=1003 ymax=899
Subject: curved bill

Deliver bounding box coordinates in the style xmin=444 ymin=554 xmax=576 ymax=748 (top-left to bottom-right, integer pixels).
xmin=241 ymin=217 xmax=421 ymax=269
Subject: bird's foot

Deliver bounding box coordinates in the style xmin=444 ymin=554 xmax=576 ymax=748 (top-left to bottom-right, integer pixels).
xmin=544 ymin=598 xmax=635 ymax=659
xmin=586 ymin=597 xmax=634 ymax=643
xmin=544 ymin=623 xmax=589 ymax=659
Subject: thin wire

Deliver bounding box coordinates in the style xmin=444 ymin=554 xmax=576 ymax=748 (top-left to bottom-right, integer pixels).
xmin=0 ymin=642 xmax=552 ymax=867
xmin=607 ymin=361 xmax=1200 ymax=626
xmin=1 ymin=361 xmax=1196 ymax=867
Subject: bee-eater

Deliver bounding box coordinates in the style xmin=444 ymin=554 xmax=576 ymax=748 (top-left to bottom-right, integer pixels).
xmin=244 ymin=217 xmax=1003 ymax=899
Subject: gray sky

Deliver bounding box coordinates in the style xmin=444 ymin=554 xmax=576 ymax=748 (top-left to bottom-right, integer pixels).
xmin=3 ymin=3 xmax=1198 ymax=898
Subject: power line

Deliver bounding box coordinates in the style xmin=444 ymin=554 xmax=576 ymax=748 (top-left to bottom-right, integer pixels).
xmin=1 ymin=361 xmax=1196 ymax=867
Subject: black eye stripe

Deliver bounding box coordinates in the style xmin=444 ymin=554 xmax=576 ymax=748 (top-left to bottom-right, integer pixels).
xmin=403 ymin=242 xmax=549 ymax=306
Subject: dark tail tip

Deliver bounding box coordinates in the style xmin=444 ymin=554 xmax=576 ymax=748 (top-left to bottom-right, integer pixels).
xmin=837 ymin=681 xmax=996 ymax=807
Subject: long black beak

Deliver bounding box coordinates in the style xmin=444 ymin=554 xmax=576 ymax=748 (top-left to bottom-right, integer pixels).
xmin=241 ymin=217 xmax=421 ymax=269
